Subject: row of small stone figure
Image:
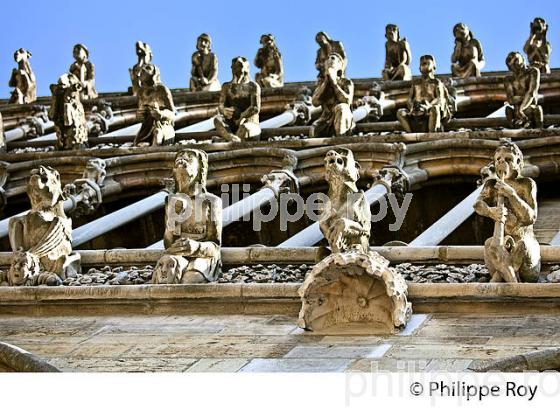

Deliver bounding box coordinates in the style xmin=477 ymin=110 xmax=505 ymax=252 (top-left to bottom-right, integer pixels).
xmin=4 ymin=140 xmax=540 ymax=286
xmin=9 ymin=17 xmax=551 ymax=104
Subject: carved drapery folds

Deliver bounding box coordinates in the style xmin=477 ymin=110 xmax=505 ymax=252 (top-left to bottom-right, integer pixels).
xmin=48 ymin=73 xmax=89 ymax=150
xmin=299 ymin=148 xmax=412 ymax=333
xmin=8 ymin=166 xmax=80 ymax=286
xmin=153 ymin=149 xmax=222 ymax=284
xmin=9 ymin=48 xmax=37 ymax=104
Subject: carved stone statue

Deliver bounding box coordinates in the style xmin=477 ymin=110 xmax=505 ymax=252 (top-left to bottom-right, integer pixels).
xmin=48 ymin=73 xmax=89 ymax=150
xmin=382 ymin=24 xmax=412 ymax=81
xmin=214 ymin=57 xmax=261 ymax=142
xmin=189 ymin=33 xmax=221 ymax=92
xmin=298 ymin=148 xmax=412 ymax=333
xmin=451 ymin=23 xmax=485 ymax=78
xmin=254 ymin=34 xmax=284 ymax=88
xmin=524 ymin=17 xmax=552 ymax=74
xmin=397 ymin=55 xmax=453 ymax=133
xmin=474 ymin=141 xmax=540 ymax=283
xmin=504 ymin=51 xmax=543 ymax=129
xmin=8 ymin=48 xmax=37 ymax=104
xmin=310 ymin=53 xmax=354 ymax=138
xmin=8 ymin=166 xmax=80 ymax=286
xmin=315 ymin=31 xmax=347 ymax=78
xmin=134 ymin=64 xmax=176 ymax=146
xmin=320 ymin=149 xmax=370 ymax=252
xmin=69 ymin=44 xmax=98 ymax=100
xmin=153 ymin=149 xmax=222 ymax=284
xmin=129 ymin=41 xmax=152 ymax=96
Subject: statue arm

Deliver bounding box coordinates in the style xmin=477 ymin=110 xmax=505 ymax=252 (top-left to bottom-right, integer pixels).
xmin=451 ymin=40 xmax=461 ymax=63
xmin=315 ymin=49 xmax=322 ymax=71
xmin=311 ymin=80 xmax=327 ymax=106
xmin=504 ymin=180 xmax=537 ymax=226
xmin=383 ymin=43 xmax=391 ymax=69
xmin=406 ymin=83 xmax=415 ymax=111
xmin=239 ymin=83 xmax=261 ymax=120
xmin=8 ymin=69 xmax=17 ymax=87
xmin=86 ymin=62 xmax=95 ymax=81
xmin=332 ymin=78 xmax=353 ymax=105
xmin=520 ymin=68 xmax=540 ymax=112
xmin=505 ymin=78 xmax=516 ymax=105
xmin=523 ymin=36 xmax=534 ymax=54
xmin=254 ymin=49 xmax=263 ymax=69
xmin=474 ymin=39 xmax=484 ymax=62
xmin=217 ymin=85 xmax=228 ymax=116
xmin=207 ymin=54 xmax=218 ymax=83
xmin=473 ymin=183 xmax=494 ymax=218
xmin=402 ymin=39 xmax=412 ymax=66
xmin=8 ymin=218 xmax=24 ymax=251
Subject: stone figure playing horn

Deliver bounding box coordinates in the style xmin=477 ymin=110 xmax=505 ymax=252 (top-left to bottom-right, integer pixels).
xmin=153 ymin=149 xmax=222 ymax=284
xmin=130 ymin=41 xmax=153 ymax=96
xmin=474 ymin=141 xmax=540 ymax=283
xmin=524 ymin=17 xmax=551 ymax=74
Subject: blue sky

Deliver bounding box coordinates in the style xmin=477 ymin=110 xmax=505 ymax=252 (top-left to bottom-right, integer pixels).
xmin=1 ymin=0 xmax=558 ymax=97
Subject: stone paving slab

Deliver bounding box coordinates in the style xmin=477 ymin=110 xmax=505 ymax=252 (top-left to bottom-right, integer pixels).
xmin=1 ymin=313 xmax=559 ymax=372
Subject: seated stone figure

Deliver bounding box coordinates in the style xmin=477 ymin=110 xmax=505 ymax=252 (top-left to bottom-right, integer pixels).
xmin=319 ymin=148 xmax=370 ymax=253
xmin=524 ymin=17 xmax=551 ymax=74
xmin=254 ymin=34 xmax=284 ymax=88
xmin=153 ymin=149 xmax=222 ymax=284
xmin=451 ymin=23 xmax=485 ymax=78
xmin=310 ymin=53 xmax=354 ymax=138
xmin=315 ymin=31 xmax=347 ymax=78
xmin=397 ymin=55 xmax=453 ymax=133
xmin=69 ymin=43 xmax=98 ymax=100
xmin=504 ymin=51 xmax=543 ymax=129
xmin=48 ymin=73 xmax=89 ymax=150
xmin=8 ymin=166 xmax=80 ymax=286
xmin=9 ymin=48 xmax=37 ymax=104
xmin=474 ymin=141 xmax=540 ymax=283
xmin=129 ymin=41 xmax=152 ymax=96
xmin=134 ymin=64 xmax=176 ymax=146
xmin=214 ymin=57 xmax=261 ymax=142
xmin=189 ymin=33 xmax=221 ymax=92
xmin=381 ymin=24 xmax=412 ymax=81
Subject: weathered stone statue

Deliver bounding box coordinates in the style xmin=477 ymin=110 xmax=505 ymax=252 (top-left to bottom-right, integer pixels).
xmin=451 ymin=23 xmax=485 ymax=78
xmin=382 ymin=24 xmax=412 ymax=81
xmin=474 ymin=141 xmax=540 ymax=283
xmin=254 ymin=34 xmax=284 ymax=88
xmin=48 ymin=73 xmax=89 ymax=150
xmin=214 ymin=57 xmax=261 ymax=142
xmin=8 ymin=48 xmax=37 ymax=104
xmin=319 ymin=149 xmax=370 ymax=252
xmin=0 ymin=112 xmax=4 ymax=153
xmin=310 ymin=53 xmax=354 ymax=138
xmin=298 ymin=148 xmax=411 ymax=333
xmin=69 ymin=44 xmax=98 ymax=100
xmin=153 ymin=149 xmax=222 ymax=284
xmin=315 ymin=31 xmax=347 ymax=78
xmin=134 ymin=64 xmax=176 ymax=146
xmin=129 ymin=41 xmax=152 ymax=96
xmin=524 ymin=17 xmax=552 ymax=74
xmin=397 ymin=55 xmax=453 ymax=133
xmin=504 ymin=51 xmax=543 ymax=129
xmin=189 ymin=33 xmax=221 ymax=92
xmin=8 ymin=166 xmax=80 ymax=286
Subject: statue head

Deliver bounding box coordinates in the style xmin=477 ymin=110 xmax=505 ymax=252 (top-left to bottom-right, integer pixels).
xmin=73 ymin=44 xmax=89 ymax=63
xmin=153 ymin=255 xmax=188 ymax=284
xmin=260 ymin=33 xmax=276 ymax=48
xmin=315 ymin=31 xmax=331 ymax=46
xmin=493 ymin=140 xmax=524 ymax=179
xmin=135 ymin=41 xmax=152 ymax=62
xmin=13 ymin=48 xmax=31 ymax=63
xmin=325 ymin=53 xmax=345 ymax=77
xmin=8 ymin=251 xmax=39 ymax=286
xmin=231 ymin=56 xmax=250 ymax=83
xmin=196 ymin=33 xmax=212 ymax=53
xmin=324 ymin=148 xmax=360 ymax=188
xmin=173 ymin=149 xmax=208 ymax=194
xmin=453 ymin=23 xmax=472 ymax=42
xmin=506 ymin=51 xmax=526 ymax=73
xmin=385 ymin=24 xmax=399 ymax=42
xmin=27 ymin=166 xmax=65 ymax=211
xmin=530 ymin=17 xmax=548 ymax=36
xmin=83 ymin=158 xmax=107 ymax=185
xmin=419 ymin=55 xmax=436 ymax=76
xmin=138 ymin=63 xmax=161 ymax=87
